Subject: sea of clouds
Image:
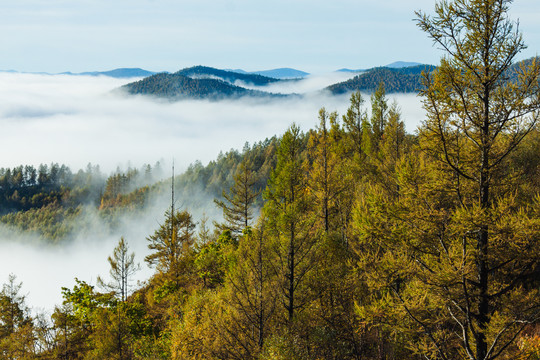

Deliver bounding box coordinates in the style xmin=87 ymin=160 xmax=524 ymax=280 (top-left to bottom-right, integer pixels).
xmin=0 ymin=72 xmax=426 ymax=313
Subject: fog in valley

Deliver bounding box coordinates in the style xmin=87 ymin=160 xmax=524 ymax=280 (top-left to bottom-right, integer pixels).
xmin=0 ymin=71 xmax=425 ymax=313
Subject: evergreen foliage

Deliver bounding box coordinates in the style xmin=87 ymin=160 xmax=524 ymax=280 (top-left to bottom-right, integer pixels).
xmin=121 ymin=66 xmax=286 ymax=100
xmin=327 ymin=65 xmax=437 ymax=94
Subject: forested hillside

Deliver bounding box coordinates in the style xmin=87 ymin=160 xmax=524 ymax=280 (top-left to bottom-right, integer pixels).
xmin=121 ymin=66 xmax=286 ymax=99
xmin=0 ymin=138 xmax=278 ymax=242
xmin=3 ymin=80 xmax=540 ymax=357
xmin=121 ymin=72 xmax=274 ymax=99
xmin=327 ymin=65 xmax=437 ymax=94
xmin=176 ymin=66 xmax=281 ymax=86
xmin=121 ymin=63 xmax=440 ymax=100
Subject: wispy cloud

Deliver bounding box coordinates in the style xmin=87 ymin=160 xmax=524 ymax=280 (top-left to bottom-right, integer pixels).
xmin=0 ymin=73 xmax=424 ymax=173
xmin=0 ymin=73 xmax=425 ymax=312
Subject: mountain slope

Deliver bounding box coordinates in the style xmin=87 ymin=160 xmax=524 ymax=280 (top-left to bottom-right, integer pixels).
xmin=121 ymin=72 xmax=277 ymax=99
xmin=327 ymin=65 xmax=436 ymax=94
xmin=80 ymin=68 xmax=156 ymax=78
xmin=176 ymin=66 xmax=280 ymax=85
xmin=229 ymin=68 xmax=309 ymax=79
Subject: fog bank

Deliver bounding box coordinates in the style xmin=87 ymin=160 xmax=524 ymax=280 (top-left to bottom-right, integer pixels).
xmin=0 ymin=72 xmax=425 ymax=312
xmin=0 ymin=73 xmax=424 ymax=173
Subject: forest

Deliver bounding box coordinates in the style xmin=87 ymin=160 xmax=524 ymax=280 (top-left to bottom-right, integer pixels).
xmin=2 ymin=0 xmax=540 ymax=359
xmin=326 ymin=65 xmax=437 ymax=94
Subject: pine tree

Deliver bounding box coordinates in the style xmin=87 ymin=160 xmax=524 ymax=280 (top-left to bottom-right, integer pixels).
xmin=98 ymin=237 xmax=140 ymax=302
xmin=264 ymin=124 xmax=318 ymax=324
xmin=355 ymin=2 xmax=540 ymax=360
xmin=214 ymin=159 xmax=259 ymax=236
xmin=145 ymin=209 xmax=196 ymax=280
xmin=416 ymin=1 xmax=540 ymax=358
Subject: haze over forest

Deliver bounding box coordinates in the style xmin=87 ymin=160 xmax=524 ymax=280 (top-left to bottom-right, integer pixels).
xmin=0 ymin=66 xmax=426 ymax=311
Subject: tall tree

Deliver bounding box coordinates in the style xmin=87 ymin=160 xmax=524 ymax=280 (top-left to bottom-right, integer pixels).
xmin=376 ymin=101 xmax=407 ymax=197
xmin=416 ymin=1 xmax=540 ymax=358
xmin=145 ymin=209 xmax=196 ymax=280
xmin=308 ymin=108 xmax=352 ymax=235
xmin=97 ymin=238 xmax=140 ymax=360
xmin=264 ymin=124 xmax=318 ymax=324
xmin=356 ymin=2 xmax=540 ymax=360
xmin=370 ymin=82 xmax=388 ymax=152
xmin=226 ymin=223 xmax=277 ymax=355
xmin=0 ymin=274 xmax=35 ymax=360
xmin=98 ymin=237 xmax=140 ymax=302
xmin=342 ymin=91 xmax=370 ymax=158
xmin=214 ymin=158 xmax=260 ymax=236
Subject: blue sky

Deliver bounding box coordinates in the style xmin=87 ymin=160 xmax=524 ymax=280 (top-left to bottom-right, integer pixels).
xmin=1 ymin=0 xmax=539 ymax=73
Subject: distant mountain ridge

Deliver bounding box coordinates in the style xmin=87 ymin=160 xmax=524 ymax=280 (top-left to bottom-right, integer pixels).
xmin=328 ymin=65 xmax=437 ymax=94
xmin=77 ymin=68 xmax=156 ymax=78
xmin=385 ymin=61 xmax=422 ymax=68
xmin=121 ymin=68 xmax=285 ymax=100
xmin=229 ymin=68 xmax=309 ymax=79
xmin=176 ymin=66 xmax=280 ymax=85
xmin=1 ymin=68 xmax=156 ymax=78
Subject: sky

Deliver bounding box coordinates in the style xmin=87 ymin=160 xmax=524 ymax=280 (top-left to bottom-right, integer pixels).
xmin=0 ymin=0 xmax=539 ymax=74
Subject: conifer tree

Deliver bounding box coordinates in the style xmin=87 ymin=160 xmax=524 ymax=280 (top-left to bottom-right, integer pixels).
xmin=145 ymin=209 xmax=196 ymax=280
xmin=342 ymin=91 xmax=370 ymax=158
xmin=355 ymin=1 xmax=540 ymax=359
xmin=416 ymin=1 xmax=540 ymax=358
xmin=369 ymin=83 xmax=388 ymax=152
xmin=264 ymin=124 xmax=318 ymax=324
xmin=308 ymin=108 xmax=352 ymax=235
xmin=98 ymin=237 xmax=140 ymax=302
xmin=214 ymin=158 xmax=259 ymax=236
xmin=377 ymin=101 xmax=407 ymax=197
xmin=0 ymin=274 xmax=35 ymax=360
xmin=224 ymin=223 xmax=277 ymax=357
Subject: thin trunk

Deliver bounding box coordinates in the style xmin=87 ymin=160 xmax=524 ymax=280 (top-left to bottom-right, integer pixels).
xmin=288 ymin=222 xmax=295 ymax=323
xmin=258 ymin=231 xmax=264 ymax=349
xmin=476 ymin=65 xmax=491 ymax=359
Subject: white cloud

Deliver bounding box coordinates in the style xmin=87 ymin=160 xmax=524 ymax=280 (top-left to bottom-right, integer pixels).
xmin=0 ymin=73 xmax=422 ymax=173
xmin=237 ymin=71 xmax=358 ymax=94
xmin=0 ymin=213 xmax=155 ymax=314
xmin=0 ymin=73 xmax=425 ymax=312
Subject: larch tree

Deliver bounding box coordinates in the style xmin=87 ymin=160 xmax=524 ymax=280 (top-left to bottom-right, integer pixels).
xmin=0 ymin=274 xmax=35 ymax=360
xmin=222 ymin=223 xmax=277 ymax=358
xmin=370 ymin=83 xmax=389 ymax=153
xmin=214 ymin=158 xmax=260 ymax=236
xmin=342 ymin=91 xmax=370 ymax=159
xmin=145 ymin=209 xmax=196 ymax=281
xmin=376 ymin=101 xmax=407 ymax=198
xmin=356 ymin=1 xmax=540 ymax=360
xmin=98 ymin=237 xmax=140 ymax=302
xmin=308 ymin=108 xmax=342 ymax=233
xmin=416 ymin=0 xmax=540 ymax=358
xmin=264 ymin=124 xmax=319 ymax=325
